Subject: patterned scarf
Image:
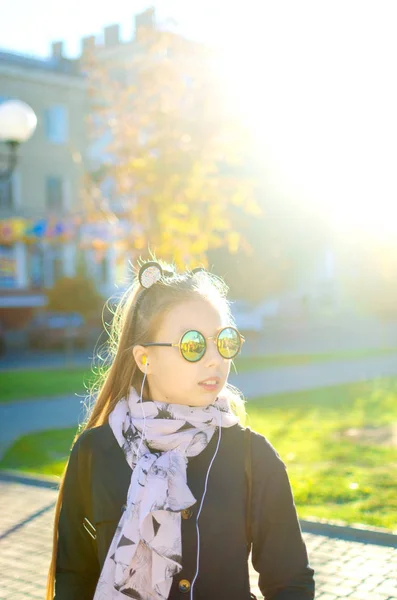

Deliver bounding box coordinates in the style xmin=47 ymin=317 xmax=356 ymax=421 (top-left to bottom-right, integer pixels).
xmin=93 ymin=386 xmax=239 ymax=600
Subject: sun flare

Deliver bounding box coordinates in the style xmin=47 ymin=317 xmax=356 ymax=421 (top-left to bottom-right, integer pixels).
xmin=214 ymin=1 xmax=397 ymax=236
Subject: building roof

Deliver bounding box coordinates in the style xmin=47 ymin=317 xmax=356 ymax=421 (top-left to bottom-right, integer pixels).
xmin=0 ymin=49 xmax=81 ymax=77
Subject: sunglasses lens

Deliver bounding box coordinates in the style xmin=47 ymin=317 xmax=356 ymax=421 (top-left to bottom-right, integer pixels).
xmin=217 ymin=327 xmax=241 ymax=359
xmin=180 ymin=330 xmax=206 ymax=362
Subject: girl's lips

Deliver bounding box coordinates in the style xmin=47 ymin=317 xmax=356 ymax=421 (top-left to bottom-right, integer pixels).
xmin=198 ymin=379 xmax=220 ymax=391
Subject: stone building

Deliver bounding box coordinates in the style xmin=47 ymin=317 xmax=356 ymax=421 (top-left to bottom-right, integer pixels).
xmin=0 ymin=45 xmax=86 ymax=329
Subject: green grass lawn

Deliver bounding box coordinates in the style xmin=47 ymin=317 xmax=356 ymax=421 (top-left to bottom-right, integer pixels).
xmin=234 ymin=346 xmax=397 ymax=373
xmin=1 ymin=346 xmax=397 ymax=403
xmin=0 ymin=428 xmax=79 ymax=477
xmin=246 ymin=377 xmax=397 ymax=531
xmin=1 ymin=377 xmax=396 ymax=531
xmin=0 ymin=368 xmax=96 ymax=403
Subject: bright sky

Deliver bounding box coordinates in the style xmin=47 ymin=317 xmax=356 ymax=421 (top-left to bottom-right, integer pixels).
xmin=0 ymin=0 xmax=228 ymax=58
xmin=2 ymin=0 xmax=397 ymax=234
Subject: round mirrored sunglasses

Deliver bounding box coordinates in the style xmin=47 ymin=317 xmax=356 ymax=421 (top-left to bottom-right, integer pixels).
xmin=142 ymin=326 xmax=245 ymax=362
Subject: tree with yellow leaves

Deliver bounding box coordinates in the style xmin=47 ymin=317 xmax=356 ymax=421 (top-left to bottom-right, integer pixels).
xmin=81 ymin=15 xmax=260 ymax=270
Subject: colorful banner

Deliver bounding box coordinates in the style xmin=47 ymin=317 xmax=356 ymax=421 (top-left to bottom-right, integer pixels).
xmin=0 ymin=217 xmax=76 ymax=244
xmin=0 ymin=216 xmax=142 ymax=248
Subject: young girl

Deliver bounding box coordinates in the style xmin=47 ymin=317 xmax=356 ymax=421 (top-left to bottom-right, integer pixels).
xmin=47 ymin=259 xmax=315 ymax=600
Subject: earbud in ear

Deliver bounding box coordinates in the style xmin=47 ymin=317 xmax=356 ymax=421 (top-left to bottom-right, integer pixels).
xmin=142 ymin=355 xmax=149 ymax=366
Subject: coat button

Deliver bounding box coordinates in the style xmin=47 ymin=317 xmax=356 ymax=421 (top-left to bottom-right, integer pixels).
xmin=181 ymin=508 xmax=193 ymax=520
xmin=178 ymin=579 xmax=191 ymax=593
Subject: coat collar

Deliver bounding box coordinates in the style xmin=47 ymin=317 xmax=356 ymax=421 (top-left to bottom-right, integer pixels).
xmin=96 ymin=421 xmax=118 ymax=451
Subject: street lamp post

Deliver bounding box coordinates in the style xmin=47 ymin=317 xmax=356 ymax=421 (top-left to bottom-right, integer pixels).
xmin=0 ymin=100 xmax=37 ymax=295
xmin=0 ymin=100 xmax=37 ymax=181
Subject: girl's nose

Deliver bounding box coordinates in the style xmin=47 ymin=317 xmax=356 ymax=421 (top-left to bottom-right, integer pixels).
xmin=204 ymin=339 xmax=222 ymax=367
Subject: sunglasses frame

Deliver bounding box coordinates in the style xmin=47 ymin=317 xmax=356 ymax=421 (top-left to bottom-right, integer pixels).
xmin=142 ymin=326 xmax=245 ymax=362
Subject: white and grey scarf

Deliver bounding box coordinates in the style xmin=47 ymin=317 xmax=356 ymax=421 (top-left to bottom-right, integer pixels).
xmin=93 ymin=386 xmax=239 ymax=600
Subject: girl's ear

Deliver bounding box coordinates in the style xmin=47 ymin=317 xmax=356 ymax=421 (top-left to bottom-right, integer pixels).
xmin=133 ymin=345 xmax=151 ymax=374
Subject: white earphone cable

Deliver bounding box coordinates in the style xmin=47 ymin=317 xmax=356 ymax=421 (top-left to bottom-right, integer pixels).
xmin=136 ymin=363 xmax=148 ymax=459
xmin=190 ymin=408 xmax=222 ymax=600
xmin=136 ymin=366 xmax=221 ymax=599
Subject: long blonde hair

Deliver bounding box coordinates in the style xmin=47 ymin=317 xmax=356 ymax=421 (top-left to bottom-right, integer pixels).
xmin=46 ymin=258 xmax=246 ymax=598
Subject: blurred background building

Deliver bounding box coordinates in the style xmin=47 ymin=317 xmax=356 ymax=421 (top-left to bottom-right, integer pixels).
xmin=0 ymin=12 xmax=157 ymax=330
xmin=0 ymin=44 xmax=85 ymax=328
xmin=0 ymin=7 xmax=377 ymax=348
xmin=0 ymin=8 xmax=198 ymax=341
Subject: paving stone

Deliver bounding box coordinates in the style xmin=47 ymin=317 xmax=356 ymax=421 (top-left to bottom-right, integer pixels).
xmin=0 ymin=480 xmax=396 ymax=600
xmin=322 ymin=584 xmax=356 ymax=597
xmin=348 ymin=594 xmax=392 ymax=600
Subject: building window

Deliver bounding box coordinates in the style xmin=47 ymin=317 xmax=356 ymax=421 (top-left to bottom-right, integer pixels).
xmin=27 ymin=244 xmax=45 ymax=288
xmin=0 ymin=245 xmax=17 ymax=289
xmin=46 ymin=176 xmax=64 ymax=212
xmin=53 ymin=247 xmax=63 ymax=283
xmin=44 ymin=105 xmax=68 ymax=144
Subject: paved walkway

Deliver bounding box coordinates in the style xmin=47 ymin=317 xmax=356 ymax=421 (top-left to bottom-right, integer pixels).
xmin=0 ymin=479 xmax=396 ymax=599
xmin=2 ymin=315 xmax=397 ymax=372
xmin=0 ymin=395 xmax=87 ymax=459
xmin=230 ymin=353 xmax=397 ymax=396
xmin=1 ymin=354 xmax=397 ymax=459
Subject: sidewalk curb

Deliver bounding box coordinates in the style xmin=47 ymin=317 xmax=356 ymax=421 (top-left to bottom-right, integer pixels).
xmin=0 ymin=469 xmax=60 ymax=490
xmin=300 ymin=518 xmax=397 ymax=548
xmin=1 ymin=470 xmax=397 ymax=548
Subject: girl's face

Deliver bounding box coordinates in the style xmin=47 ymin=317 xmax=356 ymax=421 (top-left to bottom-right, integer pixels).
xmin=141 ymin=299 xmax=231 ymax=407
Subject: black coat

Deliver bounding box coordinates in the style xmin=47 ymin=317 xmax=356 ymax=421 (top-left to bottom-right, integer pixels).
xmin=55 ymin=422 xmax=315 ymax=599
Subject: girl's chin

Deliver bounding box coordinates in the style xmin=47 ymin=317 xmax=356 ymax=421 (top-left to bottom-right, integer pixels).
xmin=186 ymin=395 xmax=217 ymax=408
xmin=195 ymin=394 xmax=218 ymax=407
